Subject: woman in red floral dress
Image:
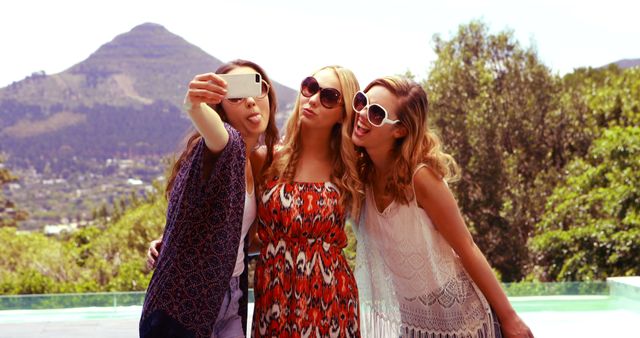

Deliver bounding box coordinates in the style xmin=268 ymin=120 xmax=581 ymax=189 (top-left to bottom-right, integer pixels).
xmin=251 ymin=66 xmax=363 ymax=338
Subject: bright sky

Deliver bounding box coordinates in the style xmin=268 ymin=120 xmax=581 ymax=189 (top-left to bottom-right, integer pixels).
xmin=1 ymin=0 xmax=638 ymax=90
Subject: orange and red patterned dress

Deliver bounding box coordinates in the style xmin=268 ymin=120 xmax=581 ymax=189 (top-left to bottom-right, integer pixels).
xmin=252 ymin=179 xmax=360 ymax=338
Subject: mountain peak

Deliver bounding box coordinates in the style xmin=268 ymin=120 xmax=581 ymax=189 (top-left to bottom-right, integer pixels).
xmin=61 ymin=22 xmax=230 ymax=107
xmin=130 ymin=22 xmax=169 ymax=32
xmin=71 ymin=22 xmax=193 ymax=73
xmin=0 ymin=23 xmax=296 ymax=172
xmin=115 ymin=22 xmax=181 ymax=45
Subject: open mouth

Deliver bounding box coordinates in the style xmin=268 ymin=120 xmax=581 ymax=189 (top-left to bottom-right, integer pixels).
xmin=354 ymin=119 xmax=371 ymax=137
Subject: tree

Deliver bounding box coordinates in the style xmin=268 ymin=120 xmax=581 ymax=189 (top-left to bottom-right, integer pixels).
xmin=0 ymin=158 xmax=28 ymax=227
xmin=530 ymin=126 xmax=640 ymax=281
xmin=0 ymin=187 xmax=168 ymax=295
xmin=426 ymin=21 xmax=567 ymax=280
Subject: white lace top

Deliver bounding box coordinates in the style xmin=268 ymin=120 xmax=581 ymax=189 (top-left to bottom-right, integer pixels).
xmin=354 ymin=164 xmax=496 ymax=338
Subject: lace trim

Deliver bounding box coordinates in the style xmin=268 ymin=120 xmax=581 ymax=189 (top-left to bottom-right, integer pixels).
xmin=356 ymin=184 xmax=496 ymax=338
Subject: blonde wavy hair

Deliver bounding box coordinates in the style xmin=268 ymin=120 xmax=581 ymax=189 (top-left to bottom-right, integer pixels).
xmin=265 ymin=66 xmax=364 ymax=218
xmin=355 ymin=76 xmax=460 ymax=206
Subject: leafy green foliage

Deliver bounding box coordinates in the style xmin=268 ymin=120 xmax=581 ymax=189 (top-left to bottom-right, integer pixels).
xmin=502 ymin=280 xmax=608 ymax=297
xmin=343 ymin=220 xmax=357 ymax=271
xmin=0 ymin=159 xmax=28 ymax=227
xmin=0 ymin=189 xmax=166 ymax=294
xmin=425 ymin=21 xmax=639 ymax=282
xmin=427 ymin=21 xmax=564 ymax=280
xmin=530 ymin=126 xmax=640 ymax=281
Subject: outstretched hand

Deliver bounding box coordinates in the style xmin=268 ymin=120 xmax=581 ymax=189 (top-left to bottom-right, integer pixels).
xmin=185 ymin=73 xmax=228 ymax=107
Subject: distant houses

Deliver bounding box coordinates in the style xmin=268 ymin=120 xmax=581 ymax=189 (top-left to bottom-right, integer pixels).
xmin=43 ymin=220 xmax=89 ymax=236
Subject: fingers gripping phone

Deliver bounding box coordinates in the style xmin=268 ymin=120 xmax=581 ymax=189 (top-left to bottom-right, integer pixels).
xmin=219 ymin=73 xmax=262 ymax=99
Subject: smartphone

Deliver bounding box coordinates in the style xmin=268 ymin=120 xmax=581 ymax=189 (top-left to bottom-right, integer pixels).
xmin=219 ymin=73 xmax=262 ymax=99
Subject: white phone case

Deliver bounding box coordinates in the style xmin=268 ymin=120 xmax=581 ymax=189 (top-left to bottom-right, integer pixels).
xmin=220 ymin=73 xmax=262 ymax=99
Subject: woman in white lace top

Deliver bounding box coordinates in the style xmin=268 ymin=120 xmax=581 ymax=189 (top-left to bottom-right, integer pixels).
xmin=349 ymin=76 xmax=533 ymax=338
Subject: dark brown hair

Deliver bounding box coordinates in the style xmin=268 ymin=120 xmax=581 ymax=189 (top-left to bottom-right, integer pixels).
xmin=165 ymin=59 xmax=279 ymax=198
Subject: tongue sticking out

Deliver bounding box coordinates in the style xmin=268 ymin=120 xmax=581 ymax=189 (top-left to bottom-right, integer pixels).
xmin=248 ymin=115 xmax=262 ymax=124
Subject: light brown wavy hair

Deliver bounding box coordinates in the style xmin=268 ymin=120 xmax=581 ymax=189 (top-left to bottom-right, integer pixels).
xmin=354 ymin=76 xmax=460 ymax=207
xmin=265 ymin=65 xmax=364 ymax=218
xmin=165 ymin=59 xmax=279 ymax=199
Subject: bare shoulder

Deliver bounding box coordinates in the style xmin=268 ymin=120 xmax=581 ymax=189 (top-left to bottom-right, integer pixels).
xmin=412 ymin=166 xmax=463 ymax=233
xmin=251 ymin=145 xmax=268 ymax=164
xmin=413 ymin=166 xmax=449 ymax=201
xmin=250 ymin=145 xmax=267 ymax=175
xmin=250 ymin=145 xmax=284 ymax=173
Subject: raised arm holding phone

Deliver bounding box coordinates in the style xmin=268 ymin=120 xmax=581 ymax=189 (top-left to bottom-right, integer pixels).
xmin=140 ymin=60 xmax=278 ymax=338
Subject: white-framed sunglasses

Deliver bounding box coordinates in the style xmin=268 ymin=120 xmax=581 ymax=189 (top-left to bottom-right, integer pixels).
xmin=352 ymin=91 xmax=400 ymax=127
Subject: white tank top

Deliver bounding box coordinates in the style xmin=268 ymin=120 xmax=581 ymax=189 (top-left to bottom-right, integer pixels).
xmin=355 ymin=164 xmax=496 ymax=337
xmin=232 ymin=188 xmax=256 ymax=277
